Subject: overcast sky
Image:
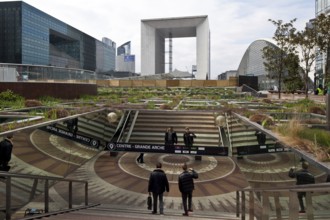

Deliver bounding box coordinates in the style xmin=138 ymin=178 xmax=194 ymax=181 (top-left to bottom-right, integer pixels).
xmin=19 ymin=0 xmax=315 ymax=79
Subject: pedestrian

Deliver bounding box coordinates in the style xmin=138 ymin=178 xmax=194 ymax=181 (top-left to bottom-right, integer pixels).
xmin=178 ymin=163 xmax=198 ymax=216
xmin=288 ymin=162 xmax=315 ymax=213
xmin=165 ymin=127 xmax=178 ymax=147
xmin=183 ymin=127 xmax=196 ymax=152
xmin=255 ymin=130 xmax=266 ymax=145
xmin=137 ymin=153 xmax=144 ymax=163
xmin=0 ymin=133 xmax=14 ymax=172
xmin=148 ymin=162 xmax=169 ymax=215
xmin=315 ymin=84 xmax=324 ymax=95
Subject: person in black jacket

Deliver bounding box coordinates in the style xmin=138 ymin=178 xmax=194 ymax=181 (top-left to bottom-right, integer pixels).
xmin=165 ymin=127 xmax=178 ymax=147
xmin=148 ymin=162 xmax=169 ymax=215
xmin=178 ymin=163 xmax=198 ymax=216
xmin=288 ymin=162 xmax=315 ymax=213
xmin=183 ymin=127 xmax=196 ymax=153
xmin=0 ymin=133 xmax=14 ymax=172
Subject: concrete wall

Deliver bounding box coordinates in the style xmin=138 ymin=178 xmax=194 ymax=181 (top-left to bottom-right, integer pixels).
xmin=141 ymin=22 xmax=156 ymax=76
xmin=196 ymin=18 xmax=210 ymax=80
xmin=116 ymin=55 xmax=135 ymax=72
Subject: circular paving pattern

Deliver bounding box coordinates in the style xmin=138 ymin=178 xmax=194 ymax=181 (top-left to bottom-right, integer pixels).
xmin=94 ymin=152 xmax=249 ymax=197
xmin=161 ymin=154 xmax=191 ymax=165
xmin=247 ymin=154 xmax=277 ymax=162
xmin=119 ymin=153 xmax=220 ymax=176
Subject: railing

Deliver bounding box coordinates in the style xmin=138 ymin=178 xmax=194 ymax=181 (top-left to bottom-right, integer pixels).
xmin=241 ymin=84 xmax=261 ymax=97
xmin=0 ymin=63 xmax=96 ymax=81
xmin=0 ymin=172 xmax=89 ymax=220
xmin=236 ymin=183 xmax=330 ymax=220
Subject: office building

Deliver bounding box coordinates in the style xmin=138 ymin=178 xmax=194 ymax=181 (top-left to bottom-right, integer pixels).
xmin=116 ymin=41 xmax=135 ymax=73
xmin=237 ymin=39 xmax=279 ymax=90
xmin=315 ymin=0 xmax=329 ymax=87
xmin=0 ymin=1 xmax=116 ymax=73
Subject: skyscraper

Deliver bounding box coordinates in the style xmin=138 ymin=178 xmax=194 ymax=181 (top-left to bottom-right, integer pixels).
xmin=0 ymin=1 xmax=116 ymax=73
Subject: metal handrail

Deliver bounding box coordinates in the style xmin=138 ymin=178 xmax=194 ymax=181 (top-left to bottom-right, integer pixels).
xmin=232 ymin=112 xmax=330 ymax=173
xmin=125 ymin=111 xmax=139 ymax=143
xmin=0 ymin=172 xmax=89 ymax=220
xmin=19 ymin=203 xmax=100 ymax=220
xmin=225 ymin=112 xmax=233 ymax=156
xmin=117 ymin=110 xmax=131 ymax=142
xmin=236 ymin=183 xmax=330 ymax=220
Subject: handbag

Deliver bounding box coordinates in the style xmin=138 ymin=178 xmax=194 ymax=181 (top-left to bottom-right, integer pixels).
xmin=147 ymin=195 xmax=152 ymax=210
xmin=0 ymin=165 xmax=10 ymax=172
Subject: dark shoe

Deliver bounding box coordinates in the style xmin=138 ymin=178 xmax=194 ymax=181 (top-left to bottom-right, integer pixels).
xmin=182 ymin=213 xmax=189 ymax=216
xmin=188 ymin=209 xmax=193 ymax=212
xmin=151 ymin=211 xmax=157 ymax=214
xmin=299 ymin=210 xmax=306 ymax=214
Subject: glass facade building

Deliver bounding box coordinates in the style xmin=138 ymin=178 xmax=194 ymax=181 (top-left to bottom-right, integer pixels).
xmin=315 ymin=0 xmax=330 ymax=87
xmin=117 ymin=41 xmax=131 ymax=56
xmin=0 ymin=1 xmax=115 ymax=73
xmin=237 ymin=39 xmax=278 ymax=90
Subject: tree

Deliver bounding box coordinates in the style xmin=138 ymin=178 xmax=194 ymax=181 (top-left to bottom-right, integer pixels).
xmin=291 ymin=23 xmax=318 ymax=98
xmin=283 ymin=53 xmax=304 ymax=94
xmin=262 ymin=19 xmax=297 ymax=99
xmin=314 ymin=13 xmax=330 ymax=87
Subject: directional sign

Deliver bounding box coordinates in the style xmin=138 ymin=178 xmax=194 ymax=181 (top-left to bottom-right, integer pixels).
xmin=105 ymin=142 xmax=228 ymax=156
xmin=236 ymin=144 xmax=289 ymax=156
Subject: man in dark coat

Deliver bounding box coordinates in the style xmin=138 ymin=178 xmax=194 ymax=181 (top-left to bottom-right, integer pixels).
xmin=0 ymin=133 xmax=14 ymax=172
xmin=165 ymin=127 xmax=178 ymax=147
xmin=288 ymin=162 xmax=315 ymax=213
xmin=255 ymin=130 xmax=266 ymax=145
xmin=178 ymin=163 xmax=198 ymax=216
xmin=183 ymin=127 xmax=196 ymax=152
xmin=148 ymin=162 xmax=169 ymax=215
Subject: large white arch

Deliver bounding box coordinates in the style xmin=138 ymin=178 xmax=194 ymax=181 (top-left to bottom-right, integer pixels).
xmin=141 ymin=16 xmax=210 ymax=80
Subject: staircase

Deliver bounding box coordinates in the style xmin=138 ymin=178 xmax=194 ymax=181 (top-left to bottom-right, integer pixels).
xmin=2 ymin=111 xmax=330 ymax=220
xmin=18 ymin=204 xmax=240 ymax=220
xmin=129 ymin=110 xmax=220 ymax=147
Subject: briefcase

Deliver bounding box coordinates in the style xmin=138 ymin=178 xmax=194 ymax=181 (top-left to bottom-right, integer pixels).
xmin=147 ymin=195 xmax=152 ymax=210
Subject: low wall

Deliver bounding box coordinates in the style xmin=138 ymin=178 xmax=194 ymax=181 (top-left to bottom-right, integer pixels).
xmin=0 ymin=82 xmax=97 ymax=99
xmin=96 ymin=77 xmax=238 ymax=88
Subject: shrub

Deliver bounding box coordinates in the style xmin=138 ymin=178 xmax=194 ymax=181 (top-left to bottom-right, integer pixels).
xmin=0 ymin=89 xmax=23 ymax=102
xmin=45 ymin=108 xmax=70 ymax=119
xmin=308 ymin=106 xmax=326 ymax=115
xmin=262 ymin=98 xmax=272 ymax=104
xmin=159 ymin=103 xmax=172 ymax=110
xmin=25 ymin=99 xmax=42 ymax=107
xmin=249 ymin=114 xmax=274 ymax=127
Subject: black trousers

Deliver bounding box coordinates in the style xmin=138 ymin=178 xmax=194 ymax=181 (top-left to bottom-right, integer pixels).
xmin=298 ymin=192 xmax=306 ymax=211
xmin=137 ymin=153 xmax=144 ymax=163
xmin=181 ymin=191 xmax=193 ymax=214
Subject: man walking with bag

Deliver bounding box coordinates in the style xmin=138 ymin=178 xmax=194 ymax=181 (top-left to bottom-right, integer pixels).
xmin=148 ymin=162 xmax=169 ymax=215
